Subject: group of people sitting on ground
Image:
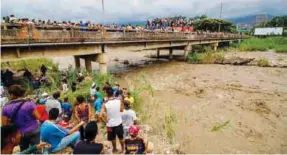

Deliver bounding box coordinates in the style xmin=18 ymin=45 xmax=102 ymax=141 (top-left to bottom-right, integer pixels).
xmin=1 ymin=75 xmax=147 ymax=154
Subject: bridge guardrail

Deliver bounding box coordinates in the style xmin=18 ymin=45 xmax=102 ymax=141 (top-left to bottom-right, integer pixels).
xmin=1 ymin=29 xmax=246 ymax=45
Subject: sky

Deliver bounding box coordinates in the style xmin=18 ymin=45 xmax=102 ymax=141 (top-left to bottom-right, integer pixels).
xmin=1 ymin=0 xmax=287 ymax=24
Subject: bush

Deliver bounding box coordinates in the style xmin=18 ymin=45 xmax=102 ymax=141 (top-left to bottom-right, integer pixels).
xmin=187 ymin=53 xmax=201 ymax=64
xmin=187 ymin=52 xmax=225 ymax=64
xmin=257 ymin=58 xmax=270 ymax=67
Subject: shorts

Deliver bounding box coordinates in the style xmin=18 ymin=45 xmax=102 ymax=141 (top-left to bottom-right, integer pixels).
xmin=107 ymin=124 xmax=124 ymax=141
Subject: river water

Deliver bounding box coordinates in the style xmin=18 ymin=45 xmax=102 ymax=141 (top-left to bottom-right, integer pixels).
xmin=53 ymin=50 xmax=287 ymax=153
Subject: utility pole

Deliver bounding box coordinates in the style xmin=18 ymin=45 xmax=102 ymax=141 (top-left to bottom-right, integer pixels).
xmin=101 ymin=0 xmax=106 ymax=40
xmin=219 ymin=2 xmax=222 ymax=32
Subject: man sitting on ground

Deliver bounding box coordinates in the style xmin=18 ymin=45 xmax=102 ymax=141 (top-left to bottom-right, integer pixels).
xmin=124 ymin=125 xmax=147 ymax=154
xmin=73 ymin=121 xmax=104 ymax=154
xmin=41 ymin=108 xmax=84 ymax=153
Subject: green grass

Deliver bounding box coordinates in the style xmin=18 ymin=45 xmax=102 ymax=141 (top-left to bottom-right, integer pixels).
xmin=257 ymin=58 xmax=270 ymax=67
xmin=187 ymin=52 xmax=225 ymax=64
xmin=1 ymin=58 xmax=59 ymax=73
xmin=239 ymin=37 xmax=287 ymax=53
xmin=211 ymin=120 xmax=230 ymax=132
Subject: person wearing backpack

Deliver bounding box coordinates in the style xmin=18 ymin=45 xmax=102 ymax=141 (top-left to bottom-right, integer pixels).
xmin=1 ymin=85 xmax=41 ymax=152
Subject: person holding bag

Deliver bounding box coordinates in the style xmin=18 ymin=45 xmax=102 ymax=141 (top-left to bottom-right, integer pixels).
xmin=1 ymin=85 xmax=41 ymax=152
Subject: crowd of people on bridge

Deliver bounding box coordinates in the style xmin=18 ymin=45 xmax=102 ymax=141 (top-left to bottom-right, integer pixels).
xmin=2 ymin=14 xmax=196 ymax=33
xmin=1 ymin=66 xmax=148 ymax=154
xmin=146 ymin=17 xmax=194 ymax=32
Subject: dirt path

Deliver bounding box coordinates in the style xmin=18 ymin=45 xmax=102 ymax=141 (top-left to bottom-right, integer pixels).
xmin=118 ymin=62 xmax=287 ymax=153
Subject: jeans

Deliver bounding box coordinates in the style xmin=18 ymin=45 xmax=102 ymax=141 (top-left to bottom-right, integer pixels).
xmin=52 ymin=131 xmax=81 ymax=152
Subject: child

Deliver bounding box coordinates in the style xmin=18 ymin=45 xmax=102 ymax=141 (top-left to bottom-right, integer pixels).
xmin=58 ymin=114 xmax=73 ymax=130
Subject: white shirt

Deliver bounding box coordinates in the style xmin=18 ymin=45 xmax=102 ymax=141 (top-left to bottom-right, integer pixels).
xmin=121 ymin=109 xmax=137 ymax=129
xmin=90 ymin=88 xmax=96 ymax=97
xmin=105 ymin=99 xmax=122 ymax=127
xmin=62 ymin=83 xmax=68 ymax=92
xmin=45 ymin=98 xmax=62 ymax=114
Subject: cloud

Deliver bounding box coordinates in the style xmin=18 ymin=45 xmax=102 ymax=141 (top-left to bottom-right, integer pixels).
xmin=1 ymin=0 xmax=287 ymax=23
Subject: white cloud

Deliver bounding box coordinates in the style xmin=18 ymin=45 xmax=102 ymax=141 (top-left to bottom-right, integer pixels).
xmin=1 ymin=0 xmax=287 ymax=23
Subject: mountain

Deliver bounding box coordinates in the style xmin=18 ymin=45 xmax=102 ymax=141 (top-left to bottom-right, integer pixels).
xmin=226 ymin=14 xmax=274 ymax=26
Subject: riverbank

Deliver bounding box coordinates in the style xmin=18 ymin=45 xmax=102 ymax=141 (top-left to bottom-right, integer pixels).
xmin=116 ymin=62 xmax=287 ymax=153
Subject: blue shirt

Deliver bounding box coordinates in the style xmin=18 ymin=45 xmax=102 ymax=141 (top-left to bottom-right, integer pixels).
xmin=39 ymin=98 xmax=48 ymax=104
xmin=62 ymin=102 xmax=72 ymax=113
xmin=40 ymin=120 xmax=68 ymax=151
xmin=93 ymin=98 xmax=103 ymax=113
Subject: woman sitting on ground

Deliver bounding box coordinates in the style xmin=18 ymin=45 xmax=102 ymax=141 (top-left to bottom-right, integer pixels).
xmin=73 ymin=121 xmax=104 ymax=154
xmin=75 ymin=95 xmax=92 ymax=123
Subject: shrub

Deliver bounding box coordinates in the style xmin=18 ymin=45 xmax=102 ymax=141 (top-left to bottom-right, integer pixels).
xmin=187 ymin=52 xmax=225 ymax=64
xmin=257 ymin=58 xmax=270 ymax=67
xmin=187 ymin=53 xmax=201 ymax=64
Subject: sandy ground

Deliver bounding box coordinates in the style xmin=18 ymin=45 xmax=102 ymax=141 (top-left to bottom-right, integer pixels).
xmin=119 ymin=62 xmax=287 ymax=153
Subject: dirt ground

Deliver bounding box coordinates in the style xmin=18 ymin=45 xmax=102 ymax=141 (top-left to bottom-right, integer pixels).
xmin=118 ymin=62 xmax=287 ymax=154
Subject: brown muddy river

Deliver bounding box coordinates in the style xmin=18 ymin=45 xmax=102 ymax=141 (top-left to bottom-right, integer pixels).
xmin=54 ymin=50 xmax=287 ymax=153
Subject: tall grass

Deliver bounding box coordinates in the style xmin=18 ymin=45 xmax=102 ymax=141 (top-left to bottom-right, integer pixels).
xmin=239 ymin=37 xmax=287 ymax=53
xmin=165 ymin=106 xmax=177 ymax=144
xmin=187 ymin=52 xmax=225 ymax=64
xmin=1 ymin=58 xmax=59 ymax=73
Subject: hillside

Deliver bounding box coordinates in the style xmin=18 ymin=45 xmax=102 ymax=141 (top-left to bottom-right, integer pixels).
xmin=227 ymin=14 xmax=274 ymax=26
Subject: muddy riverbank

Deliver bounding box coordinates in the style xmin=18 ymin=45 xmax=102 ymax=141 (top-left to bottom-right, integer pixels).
xmin=117 ymin=62 xmax=287 ymax=153
xmin=53 ymin=50 xmax=287 ymax=153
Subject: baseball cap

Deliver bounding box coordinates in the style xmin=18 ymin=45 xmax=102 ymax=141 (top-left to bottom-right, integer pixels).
xmin=42 ymin=93 xmax=48 ymax=97
xmin=129 ymin=125 xmax=140 ymax=136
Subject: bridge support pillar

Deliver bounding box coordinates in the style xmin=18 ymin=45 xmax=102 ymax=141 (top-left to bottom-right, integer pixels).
xmin=74 ymin=56 xmax=81 ymax=69
xmin=212 ymin=42 xmax=219 ymax=51
xmin=157 ymin=49 xmax=160 ymax=59
xmin=169 ymin=48 xmax=173 ymax=60
xmin=98 ymin=53 xmax=108 ymax=74
xmin=85 ymin=58 xmax=92 ymax=72
xmin=184 ymin=45 xmax=192 ymax=60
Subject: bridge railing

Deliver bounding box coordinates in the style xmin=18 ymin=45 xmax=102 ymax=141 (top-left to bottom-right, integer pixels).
xmin=1 ymin=29 xmax=245 ymax=44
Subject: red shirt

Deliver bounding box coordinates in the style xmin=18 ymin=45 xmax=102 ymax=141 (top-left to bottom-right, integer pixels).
xmin=36 ymin=105 xmax=48 ymax=122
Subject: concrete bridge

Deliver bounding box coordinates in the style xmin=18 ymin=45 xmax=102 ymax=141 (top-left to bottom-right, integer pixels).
xmin=1 ymin=29 xmax=246 ymax=73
